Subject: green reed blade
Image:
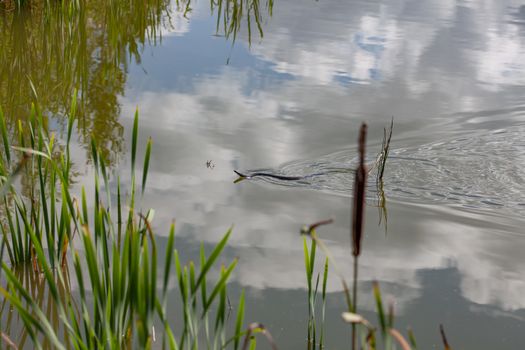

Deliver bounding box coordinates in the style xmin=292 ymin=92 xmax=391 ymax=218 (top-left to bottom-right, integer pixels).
xmin=215 ymin=267 xmax=227 ymax=331
xmin=81 ymin=187 xmax=88 ymax=225
xmin=174 ymin=250 xmax=187 ymax=304
xmin=319 ymin=258 xmax=328 ymax=349
xmin=49 ymin=167 xmax=56 ymax=257
xmin=68 ymin=90 xmax=77 ymax=146
xmin=111 ymin=244 xmax=121 ymax=323
xmin=372 ymin=281 xmax=386 ymax=336
xmin=150 ymin=238 xmax=158 ymax=316
xmin=200 ymin=243 xmax=208 ymax=311
xmin=131 ymin=108 xmax=139 ymax=176
xmin=163 ymin=223 xmax=175 ymax=298
xmin=37 ymin=153 xmax=52 ymax=265
xmin=234 ymin=289 xmax=246 ymax=350
xmin=117 ymin=177 xmax=122 ymax=244
xmin=99 ymin=154 xmax=111 ymax=213
xmin=387 ymin=302 xmax=394 ymax=329
xmin=309 ymin=237 xmax=316 ymax=282
xmin=90 ymin=138 xmax=99 ymax=171
xmin=141 ymin=137 xmax=152 ymax=195
xmin=189 ymin=261 xmax=197 ymax=309
xmin=303 ymin=237 xmax=311 ymax=288
xmin=408 ymin=327 xmax=417 ymax=350
xmin=82 ymin=227 xmax=103 ymax=309
xmin=17 ymin=120 xmax=24 ymax=148
xmin=248 ymin=337 xmax=256 ymax=350
xmin=202 ymin=258 xmax=237 ymax=317
xmin=194 ymin=227 xmax=232 ymax=294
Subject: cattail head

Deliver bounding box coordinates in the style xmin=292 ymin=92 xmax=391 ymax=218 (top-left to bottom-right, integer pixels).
xmin=352 ymin=123 xmax=367 ymax=257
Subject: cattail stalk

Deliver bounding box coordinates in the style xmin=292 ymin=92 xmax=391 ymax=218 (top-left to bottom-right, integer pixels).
xmin=351 ymin=123 xmax=367 ymax=350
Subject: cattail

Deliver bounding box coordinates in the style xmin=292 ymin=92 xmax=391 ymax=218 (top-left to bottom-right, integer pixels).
xmin=352 ymin=123 xmax=367 ymax=257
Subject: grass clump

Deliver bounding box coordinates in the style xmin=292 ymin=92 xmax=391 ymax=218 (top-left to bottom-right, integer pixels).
xmin=0 ymin=96 xmax=253 ymax=349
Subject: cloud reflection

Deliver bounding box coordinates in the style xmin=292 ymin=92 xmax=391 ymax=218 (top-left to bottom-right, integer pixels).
xmin=116 ymin=0 xmax=525 ymax=320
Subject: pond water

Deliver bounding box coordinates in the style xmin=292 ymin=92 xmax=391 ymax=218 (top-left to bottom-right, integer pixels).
xmin=2 ymin=0 xmax=525 ymax=348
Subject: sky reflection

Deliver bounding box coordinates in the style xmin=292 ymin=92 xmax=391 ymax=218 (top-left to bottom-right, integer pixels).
xmin=69 ymin=0 xmax=525 ymax=348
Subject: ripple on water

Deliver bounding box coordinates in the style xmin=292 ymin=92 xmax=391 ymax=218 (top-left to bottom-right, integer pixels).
xmin=237 ymin=125 xmax=525 ymax=214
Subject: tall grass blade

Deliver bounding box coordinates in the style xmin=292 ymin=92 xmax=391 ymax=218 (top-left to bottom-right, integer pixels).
xmin=194 ymin=227 xmax=232 ymax=294
xmin=234 ymin=289 xmax=245 ymax=350
xmin=131 ymin=108 xmax=139 ymax=177
xmin=319 ymin=258 xmax=328 ymax=349
xmin=372 ymin=281 xmax=386 ymax=336
xmin=202 ymin=259 xmax=238 ymax=316
xmin=142 ymin=137 xmax=152 ymax=195
xmin=408 ymin=328 xmax=417 ymax=349
xmin=163 ymin=222 xmax=176 ymax=298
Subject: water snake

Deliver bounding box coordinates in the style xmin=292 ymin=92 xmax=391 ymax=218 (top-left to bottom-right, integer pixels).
xmin=233 ymin=169 xmax=354 ymax=181
xmin=233 ymin=170 xmax=317 ymax=181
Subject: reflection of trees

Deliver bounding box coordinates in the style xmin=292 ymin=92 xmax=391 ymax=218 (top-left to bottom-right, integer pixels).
xmin=0 ymin=0 xmax=274 ymax=165
xmin=0 ymin=263 xmax=74 ymax=349
xmin=211 ymin=0 xmax=274 ymax=46
xmin=0 ymin=0 xmax=171 ymax=165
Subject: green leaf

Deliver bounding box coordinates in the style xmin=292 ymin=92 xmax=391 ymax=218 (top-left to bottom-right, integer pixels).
xmin=202 ymin=258 xmax=237 ymax=316
xmin=408 ymin=327 xmax=417 ymax=350
xmin=163 ymin=223 xmax=175 ymax=298
xmin=194 ymin=227 xmax=232 ymax=294
xmin=303 ymin=237 xmax=311 ymax=289
xmin=142 ymin=137 xmax=152 ymax=195
xmin=373 ymin=281 xmax=387 ymax=336
xmin=131 ymin=108 xmax=139 ymax=176
xmin=234 ymin=290 xmax=245 ymax=350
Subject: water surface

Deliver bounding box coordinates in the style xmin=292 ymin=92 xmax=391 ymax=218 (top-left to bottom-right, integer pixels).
xmin=2 ymin=0 xmax=525 ymax=348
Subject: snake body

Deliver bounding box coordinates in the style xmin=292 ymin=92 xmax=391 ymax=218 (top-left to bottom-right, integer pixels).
xmin=234 ymin=170 xmax=323 ymax=181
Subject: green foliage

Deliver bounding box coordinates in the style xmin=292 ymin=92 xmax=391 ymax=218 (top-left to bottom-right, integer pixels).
xmin=0 ymin=98 xmax=248 ymax=349
xmin=303 ymin=236 xmax=329 ymax=350
xmin=300 ymin=123 xmax=421 ymax=350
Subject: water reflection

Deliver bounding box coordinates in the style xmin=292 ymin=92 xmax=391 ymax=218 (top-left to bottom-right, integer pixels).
xmin=120 ymin=0 xmax=525 ymax=347
xmin=0 ymin=263 xmax=74 ymax=349
xmin=210 ymin=0 xmax=273 ymax=47
xmin=0 ymin=0 xmax=171 ymax=164
xmin=1 ymin=0 xmax=525 ymax=347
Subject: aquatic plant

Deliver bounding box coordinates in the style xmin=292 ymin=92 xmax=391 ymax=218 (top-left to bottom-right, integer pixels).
xmin=302 ymin=233 xmax=329 ymax=350
xmin=0 ymin=98 xmax=258 ymax=349
xmin=300 ymin=123 xmax=454 ymax=350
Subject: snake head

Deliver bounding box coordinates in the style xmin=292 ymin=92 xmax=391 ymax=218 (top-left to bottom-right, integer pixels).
xmin=233 ymin=176 xmax=246 ymax=184
xmin=233 ymin=170 xmax=247 ymax=183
